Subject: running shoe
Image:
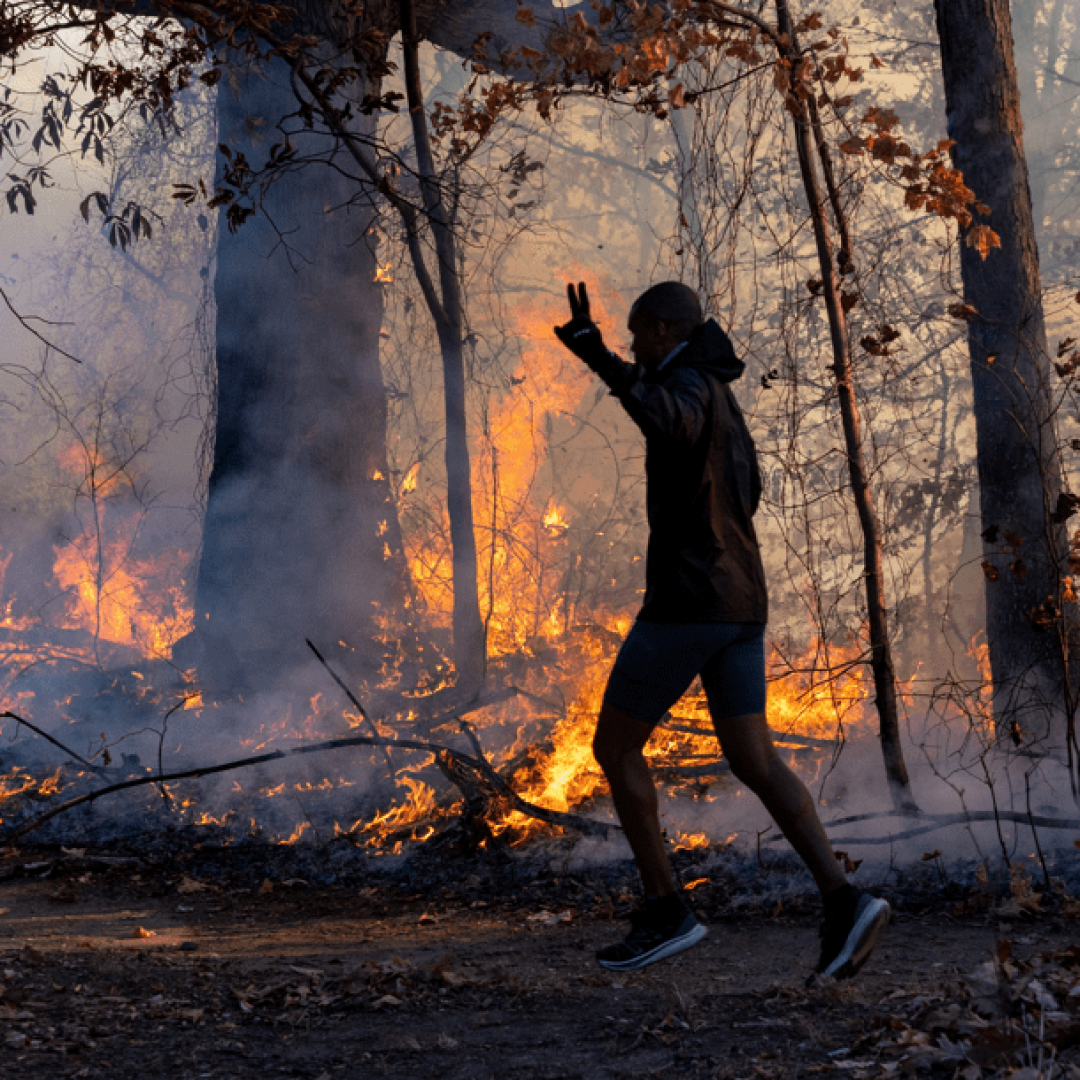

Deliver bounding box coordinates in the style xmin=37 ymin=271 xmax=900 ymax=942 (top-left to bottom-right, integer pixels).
xmin=596 ymin=905 xmax=707 ymax=971
xmin=815 ymin=888 xmax=891 ymax=979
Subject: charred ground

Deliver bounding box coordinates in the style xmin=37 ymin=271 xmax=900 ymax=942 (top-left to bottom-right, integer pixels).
xmin=2 ymin=840 xmax=1080 ymax=1079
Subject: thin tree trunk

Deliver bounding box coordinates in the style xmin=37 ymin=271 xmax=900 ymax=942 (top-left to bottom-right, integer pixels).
xmin=922 ymin=368 xmax=953 ymax=666
xmin=400 ymin=0 xmax=486 ymax=689
xmin=775 ymin=0 xmax=918 ymax=813
xmin=933 ymin=0 xmax=1078 ymax=758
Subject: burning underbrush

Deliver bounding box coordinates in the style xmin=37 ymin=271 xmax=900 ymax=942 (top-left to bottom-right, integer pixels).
xmin=0 ymin=282 xmax=883 ymax=860
xmin=1 ymin=303 xmax=1076 ymax=883
xmin=0 ymin=578 xmax=880 ymax=859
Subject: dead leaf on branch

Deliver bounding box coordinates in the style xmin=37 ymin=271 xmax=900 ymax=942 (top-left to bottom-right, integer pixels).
xmin=965 ymin=223 xmax=1001 ymax=260
xmin=948 ymin=302 xmax=978 ymax=322
xmin=1030 ymin=597 xmax=1061 ymax=625
xmin=860 ymin=324 xmax=901 ymax=356
xmin=834 ymin=850 xmax=862 ymax=873
xmin=1050 ymin=492 xmax=1080 ymax=524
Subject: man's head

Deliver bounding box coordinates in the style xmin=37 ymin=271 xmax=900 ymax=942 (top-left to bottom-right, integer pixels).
xmin=628 ymin=282 xmax=704 ymax=370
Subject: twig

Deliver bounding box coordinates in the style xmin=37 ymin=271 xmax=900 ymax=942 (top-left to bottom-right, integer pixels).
xmin=792 ymin=808 xmax=1080 ymax=847
xmin=305 ymin=639 xmax=395 ymax=779
xmin=293 ymin=792 xmax=326 ymax=848
xmin=1 ymin=711 xmax=98 ymax=769
xmin=0 ymin=286 xmax=83 ymax=364
xmin=1 ymin=731 xmax=618 ymax=845
xmin=157 ymin=696 xmax=198 ymax=801
xmin=659 ymin=714 xmax=837 ymax=748
xmin=1025 ymin=773 xmax=1052 ymax=892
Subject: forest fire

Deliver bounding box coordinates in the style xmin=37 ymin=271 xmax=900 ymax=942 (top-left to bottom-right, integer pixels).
xmin=0 ymin=388 xmax=873 ymax=857
xmin=0 ymin=243 xmax=898 ymax=870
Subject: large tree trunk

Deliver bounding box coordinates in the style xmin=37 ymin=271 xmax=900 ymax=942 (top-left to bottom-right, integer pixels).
xmin=933 ymin=0 xmax=1078 ymax=754
xmin=184 ymin=0 xmax=585 ymax=691
xmin=190 ymin=54 xmax=409 ymax=689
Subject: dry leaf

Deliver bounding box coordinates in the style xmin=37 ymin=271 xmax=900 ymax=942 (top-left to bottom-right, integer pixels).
xmin=997 ymin=894 xmax=1042 ymax=917
xmin=372 ymin=994 xmax=403 ymax=1008
xmin=132 ymin=926 xmax=156 ymax=939
xmin=527 ymin=910 xmax=559 ymax=926
xmin=437 ymin=969 xmax=473 ymax=988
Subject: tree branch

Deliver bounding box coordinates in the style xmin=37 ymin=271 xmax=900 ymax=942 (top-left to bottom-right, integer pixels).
xmin=1 ymin=730 xmax=618 ymax=845
xmin=0 ymin=286 xmax=83 ymax=364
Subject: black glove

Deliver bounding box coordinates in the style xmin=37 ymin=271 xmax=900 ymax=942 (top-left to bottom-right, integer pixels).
xmin=554 ymin=282 xmax=609 ymax=367
xmin=554 ymin=282 xmax=632 ymax=391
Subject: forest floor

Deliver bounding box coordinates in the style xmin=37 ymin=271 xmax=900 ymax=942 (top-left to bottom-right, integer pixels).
xmin=2 ymin=842 xmax=1080 ymax=1080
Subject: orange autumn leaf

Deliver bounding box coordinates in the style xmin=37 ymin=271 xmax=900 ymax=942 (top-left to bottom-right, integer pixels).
xmin=966 ymin=223 xmax=1002 ymax=260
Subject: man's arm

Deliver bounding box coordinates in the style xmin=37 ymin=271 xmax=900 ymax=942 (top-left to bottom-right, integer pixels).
xmin=554 ymin=282 xmax=638 ymax=393
xmin=553 ymin=282 xmax=711 ymax=442
xmin=617 ymin=369 xmax=712 ymax=445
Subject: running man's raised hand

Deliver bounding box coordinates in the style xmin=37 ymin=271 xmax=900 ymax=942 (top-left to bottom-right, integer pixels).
xmin=554 ymin=281 xmax=606 ymax=365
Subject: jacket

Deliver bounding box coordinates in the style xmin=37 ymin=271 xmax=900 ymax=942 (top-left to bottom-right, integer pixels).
xmin=597 ymin=319 xmax=768 ymax=624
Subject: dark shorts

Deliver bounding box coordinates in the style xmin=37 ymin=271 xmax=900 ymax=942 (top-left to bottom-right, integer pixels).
xmin=603 ymin=620 xmax=766 ymax=727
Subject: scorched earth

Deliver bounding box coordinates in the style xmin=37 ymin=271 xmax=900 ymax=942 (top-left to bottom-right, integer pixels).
xmin=2 ymin=841 xmax=1080 ymax=1080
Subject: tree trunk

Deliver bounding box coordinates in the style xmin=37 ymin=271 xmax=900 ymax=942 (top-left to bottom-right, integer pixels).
xmin=185 ymin=0 xmax=571 ymax=691
xmin=933 ymin=0 xmax=1077 ymax=753
xmin=1011 ymin=0 xmax=1049 ymax=236
xmin=401 ymin=0 xmax=486 ymax=689
xmin=775 ymin=0 xmax=918 ymax=813
xmin=190 ymin=54 xmax=409 ymax=689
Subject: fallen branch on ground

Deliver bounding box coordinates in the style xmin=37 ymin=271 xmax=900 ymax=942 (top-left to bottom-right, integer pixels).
xmin=762 ymin=808 xmax=1080 ymax=846
xmin=306 ymin=639 xmax=396 ymax=780
xmin=0 ymin=730 xmax=619 ymax=845
xmin=2 ymin=711 xmax=99 ymax=770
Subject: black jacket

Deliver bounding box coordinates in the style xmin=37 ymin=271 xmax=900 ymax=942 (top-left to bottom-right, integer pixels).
xmin=596 ymin=319 xmax=768 ymax=624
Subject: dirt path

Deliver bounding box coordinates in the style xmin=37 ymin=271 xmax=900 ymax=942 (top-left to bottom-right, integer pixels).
xmin=2 ymin=850 xmax=1076 ymax=1080
xmin=2 ymin=846 xmax=1080 ymax=1075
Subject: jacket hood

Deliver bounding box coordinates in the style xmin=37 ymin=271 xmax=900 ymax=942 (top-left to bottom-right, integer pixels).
xmin=669 ymin=318 xmax=744 ymax=383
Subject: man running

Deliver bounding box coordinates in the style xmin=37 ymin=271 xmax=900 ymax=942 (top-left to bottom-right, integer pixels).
xmin=554 ymin=280 xmax=889 ymax=976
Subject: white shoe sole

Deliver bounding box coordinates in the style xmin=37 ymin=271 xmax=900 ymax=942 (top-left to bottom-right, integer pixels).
xmin=820 ymin=897 xmax=891 ymax=979
xmin=597 ymin=922 xmax=708 ymax=972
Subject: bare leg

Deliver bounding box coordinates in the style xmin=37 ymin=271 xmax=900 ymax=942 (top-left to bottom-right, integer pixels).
xmin=593 ymin=702 xmax=677 ymax=898
xmin=712 ymin=711 xmax=846 ymax=896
